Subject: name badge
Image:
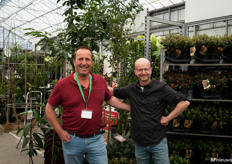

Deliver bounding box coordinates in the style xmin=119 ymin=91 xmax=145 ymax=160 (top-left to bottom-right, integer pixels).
xmin=81 ymin=109 xmax=92 ymax=119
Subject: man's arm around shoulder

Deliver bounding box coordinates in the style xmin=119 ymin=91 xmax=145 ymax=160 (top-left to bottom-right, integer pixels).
xmin=105 ymin=96 xmax=130 ymax=112
xmin=108 ymin=87 xmax=114 ymax=95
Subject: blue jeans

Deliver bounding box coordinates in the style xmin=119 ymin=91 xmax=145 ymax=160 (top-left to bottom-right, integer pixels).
xmin=62 ymin=133 xmax=107 ymax=164
xmin=135 ymin=138 xmax=170 ymax=164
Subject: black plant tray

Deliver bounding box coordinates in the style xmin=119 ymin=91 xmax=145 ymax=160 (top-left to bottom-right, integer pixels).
xmin=223 ymin=55 xmax=232 ymax=62
xmin=171 ymin=127 xmax=191 ymax=133
xmin=201 ymin=93 xmax=220 ymax=99
xmin=200 ymin=129 xmax=219 ymax=134
xmin=165 ymin=56 xmax=190 ymax=63
xmin=195 ymin=56 xmax=220 ymax=63
xmin=192 ymin=87 xmax=220 ymax=99
xmin=221 ymin=88 xmax=232 ymax=99
xmin=177 ymin=91 xmax=188 ymax=98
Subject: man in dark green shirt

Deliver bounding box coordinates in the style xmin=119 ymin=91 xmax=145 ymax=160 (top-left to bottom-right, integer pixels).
xmin=109 ymin=58 xmax=190 ymax=164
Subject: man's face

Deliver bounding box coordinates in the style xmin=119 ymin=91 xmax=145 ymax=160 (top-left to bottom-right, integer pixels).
xmin=73 ymin=49 xmax=93 ymax=77
xmin=134 ymin=62 xmax=152 ymax=83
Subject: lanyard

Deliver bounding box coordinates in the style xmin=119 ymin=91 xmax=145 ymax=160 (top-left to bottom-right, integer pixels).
xmin=75 ymin=72 xmax=92 ymax=109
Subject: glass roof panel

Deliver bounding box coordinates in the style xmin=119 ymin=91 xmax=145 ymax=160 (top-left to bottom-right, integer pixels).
xmin=161 ymin=0 xmax=173 ymax=6
xmin=141 ymin=0 xmax=185 ymax=10
xmin=171 ymin=0 xmax=183 ymax=3
xmin=0 ymin=0 xmax=184 ymax=45
xmin=153 ymin=3 xmax=164 ymax=9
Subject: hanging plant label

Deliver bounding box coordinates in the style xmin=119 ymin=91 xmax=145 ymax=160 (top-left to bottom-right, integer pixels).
xmin=55 ymin=108 xmax=59 ymax=116
xmin=27 ymin=110 xmax=33 ymax=120
xmin=202 ymin=79 xmax=211 ymax=90
xmin=114 ymin=134 xmax=127 ymax=142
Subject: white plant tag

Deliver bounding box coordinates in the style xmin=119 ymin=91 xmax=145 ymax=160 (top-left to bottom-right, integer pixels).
xmin=27 ymin=110 xmax=33 ymax=120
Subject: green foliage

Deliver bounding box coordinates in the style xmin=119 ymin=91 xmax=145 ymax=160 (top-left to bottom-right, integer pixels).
xmin=17 ymin=102 xmax=63 ymax=164
xmin=108 ymin=157 xmax=137 ymax=164
xmin=192 ymin=34 xmax=223 ymax=55
xmin=107 ymin=131 xmax=135 ymax=162
xmin=170 ymin=155 xmax=190 ymax=164
xmin=25 ymin=0 xmax=143 ymax=71
xmin=160 ymin=34 xmax=192 ymax=57
xmin=107 ymin=34 xmax=162 ymax=134
xmin=163 ymin=70 xmax=193 ymax=91
xmin=91 ymin=53 xmax=106 ymax=75
xmin=222 ymin=34 xmax=232 ymax=57
xmin=168 ymin=136 xmax=186 ymax=152
xmin=17 ymin=109 xmax=45 ymax=162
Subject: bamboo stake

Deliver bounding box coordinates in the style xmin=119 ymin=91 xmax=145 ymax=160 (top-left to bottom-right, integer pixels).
xmin=4 ymin=54 xmax=11 ymax=130
xmin=12 ymin=69 xmax=19 ymax=125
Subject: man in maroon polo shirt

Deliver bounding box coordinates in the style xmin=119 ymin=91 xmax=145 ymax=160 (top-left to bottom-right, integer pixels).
xmin=45 ymin=46 xmax=130 ymax=164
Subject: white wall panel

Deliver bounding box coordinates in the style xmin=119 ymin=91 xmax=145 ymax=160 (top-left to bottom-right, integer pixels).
xmin=185 ymin=0 xmax=232 ymax=23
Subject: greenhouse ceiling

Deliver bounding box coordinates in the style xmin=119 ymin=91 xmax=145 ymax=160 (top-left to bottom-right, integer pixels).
xmin=0 ymin=0 xmax=184 ymax=45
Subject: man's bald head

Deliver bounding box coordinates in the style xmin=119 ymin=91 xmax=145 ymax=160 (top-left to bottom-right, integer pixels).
xmin=134 ymin=58 xmax=152 ymax=86
xmin=135 ymin=58 xmax=151 ymax=69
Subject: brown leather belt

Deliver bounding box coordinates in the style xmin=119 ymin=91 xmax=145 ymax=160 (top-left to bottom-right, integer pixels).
xmin=64 ymin=129 xmax=105 ymax=138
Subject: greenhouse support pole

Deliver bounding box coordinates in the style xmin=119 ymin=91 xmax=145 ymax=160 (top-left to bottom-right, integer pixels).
xmin=225 ymin=20 xmax=228 ymax=36
xmin=25 ymin=48 xmax=27 ymax=106
xmin=144 ymin=16 xmax=151 ymax=60
xmin=144 ymin=16 xmax=184 ymax=59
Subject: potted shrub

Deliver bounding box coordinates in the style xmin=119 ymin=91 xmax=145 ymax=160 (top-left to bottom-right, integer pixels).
xmin=165 ymin=105 xmax=188 ymax=132
xmin=192 ymin=34 xmax=223 ymax=63
xmin=226 ymin=142 xmax=232 ymax=160
xmin=222 ymin=34 xmax=232 ymax=62
xmin=163 ymin=70 xmax=179 ymax=91
xmin=181 ymin=137 xmax=196 ymax=160
xmin=106 ymin=131 xmax=136 ymax=162
xmin=168 ymin=138 xmax=185 ymax=157
xmin=198 ymin=106 xmax=219 ymax=134
xmin=169 ymin=154 xmax=190 ymax=164
xmin=171 ymin=113 xmax=187 ymax=132
xmin=163 ymin=70 xmax=193 ymax=97
xmin=183 ymin=109 xmax=193 ymax=131
xmin=192 ymin=72 xmax=223 ymax=99
xmin=221 ymin=107 xmax=232 ymax=135
xmin=197 ymin=139 xmax=212 ymax=162
xmin=221 ymin=71 xmax=232 ymax=99
xmin=161 ymin=34 xmax=192 ymax=63
xmin=210 ymin=141 xmax=224 ymax=161
xmin=177 ymin=72 xmax=193 ymax=97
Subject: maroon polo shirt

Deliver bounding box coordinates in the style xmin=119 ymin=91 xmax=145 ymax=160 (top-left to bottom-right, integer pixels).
xmin=48 ymin=71 xmax=112 ymax=135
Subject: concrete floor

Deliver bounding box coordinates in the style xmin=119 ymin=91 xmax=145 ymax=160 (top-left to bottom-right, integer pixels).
xmin=0 ymin=128 xmax=44 ymax=164
xmin=0 ymin=124 xmax=109 ymax=164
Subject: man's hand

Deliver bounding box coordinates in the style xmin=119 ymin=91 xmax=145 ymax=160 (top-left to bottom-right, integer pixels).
xmin=58 ymin=130 xmax=71 ymax=142
xmin=160 ymin=116 xmax=170 ymax=126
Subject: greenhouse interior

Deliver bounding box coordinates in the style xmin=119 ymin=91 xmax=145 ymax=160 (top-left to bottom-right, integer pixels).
xmin=0 ymin=0 xmax=232 ymax=163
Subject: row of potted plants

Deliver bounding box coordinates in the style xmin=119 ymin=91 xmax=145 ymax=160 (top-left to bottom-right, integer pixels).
xmin=160 ymin=34 xmax=232 ymax=63
xmin=168 ymin=135 xmax=232 ymax=163
xmin=165 ymin=102 xmax=232 ymax=135
xmin=163 ymin=70 xmax=232 ymax=99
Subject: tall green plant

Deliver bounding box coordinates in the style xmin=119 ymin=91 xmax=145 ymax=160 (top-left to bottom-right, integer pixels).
xmin=17 ymin=104 xmax=63 ymax=164
xmin=25 ymin=0 xmax=142 ymax=72
xmin=17 ymin=109 xmax=45 ymax=164
xmin=25 ymin=0 xmax=144 ymax=144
